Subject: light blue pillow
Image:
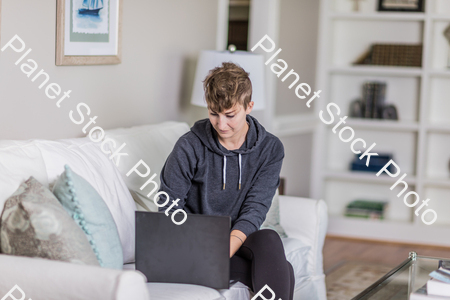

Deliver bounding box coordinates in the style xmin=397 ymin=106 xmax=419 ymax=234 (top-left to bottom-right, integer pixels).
xmin=52 ymin=165 xmax=123 ymax=269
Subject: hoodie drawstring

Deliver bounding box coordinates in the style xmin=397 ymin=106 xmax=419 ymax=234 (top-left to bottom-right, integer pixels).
xmin=238 ymin=154 xmax=242 ymax=190
xmin=223 ymin=154 xmax=242 ymax=190
xmin=223 ymin=156 xmax=227 ymax=190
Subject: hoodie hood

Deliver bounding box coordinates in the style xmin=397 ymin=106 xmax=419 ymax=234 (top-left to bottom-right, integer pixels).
xmin=191 ymin=114 xmax=267 ymax=156
xmin=191 ymin=114 xmax=267 ymax=190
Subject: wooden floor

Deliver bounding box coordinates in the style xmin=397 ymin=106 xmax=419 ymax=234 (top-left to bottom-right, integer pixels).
xmin=323 ymin=236 xmax=450 ymax=274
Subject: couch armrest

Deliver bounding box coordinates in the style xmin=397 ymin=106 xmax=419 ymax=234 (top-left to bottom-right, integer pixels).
xmin=279 ymin=196 xmax=328 ymax=277
xmin=0 ymin=254 xmax=149 ymax=300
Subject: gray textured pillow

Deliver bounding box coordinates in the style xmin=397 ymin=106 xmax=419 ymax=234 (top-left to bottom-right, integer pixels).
xmin=261 ymin=189 xmax=288 ymax=238
xmin=0 ymin=177 xmax=100 ymax=266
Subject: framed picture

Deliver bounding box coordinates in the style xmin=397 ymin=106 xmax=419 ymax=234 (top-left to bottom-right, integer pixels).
xmin=378 ymin=0 xmax=425 ymax=12
xmin=56 ymin=0 xmax=122 ymax=66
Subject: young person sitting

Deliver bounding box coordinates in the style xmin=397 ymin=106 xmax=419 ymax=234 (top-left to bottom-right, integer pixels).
xmin=157 ymin=62 xmax=295 ymax=299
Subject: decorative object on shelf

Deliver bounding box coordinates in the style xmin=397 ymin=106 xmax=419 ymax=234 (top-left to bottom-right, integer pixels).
xmin=350 ymin=153 xmax=393 ymax=173
xmin=363 ymin=82 xmax=387 ymax=119
xmin=56 ymin=0 xmax=123 ymax=66
xmin=372 ymin=82 xmax=386 ymax=119
xmin=444 ymin=24 xmax=450 ymax=68
xmin=363 ymin=82 xmax=375 ymax=119
xmin=349 ymin=99 xmax=364 ymax=118
xmin=191 ymin=47 xmax=266 ymax=110
xmin=382 ymin=104 xmax=399 ymax=120
xmin=345 ymin=200 xmax=388 ymax=220
xmin=349 ymin=81 xmax=397 ymax=120
xmin=377 ymin=0 xmax=424 ymax=12
xmin=351 ymin=0 xmax=365 ymax=12
xmin=354 ymin=44 xmax=423 ymax=67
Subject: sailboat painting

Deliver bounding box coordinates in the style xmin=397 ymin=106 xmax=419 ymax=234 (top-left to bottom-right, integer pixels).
xmin=79 ymin=0 xmax=103 ymax=15
xmin=57 ymin=0 xmax=121 ymax=63
xmin=72 ymin=0 xmax=109 ymax=35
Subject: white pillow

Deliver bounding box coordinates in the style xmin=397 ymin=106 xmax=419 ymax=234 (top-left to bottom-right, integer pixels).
xmin=97 ymin=121 xmax=190 ymax=212
xmin=281 ymin=237 xmax=311 ymax=280
xmin=34 ymin=138 xmax=136 ymax=264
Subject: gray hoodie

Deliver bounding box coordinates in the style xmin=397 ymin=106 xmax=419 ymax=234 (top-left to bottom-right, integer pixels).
xmin=157 ymin=114 xmax=284 ymax=236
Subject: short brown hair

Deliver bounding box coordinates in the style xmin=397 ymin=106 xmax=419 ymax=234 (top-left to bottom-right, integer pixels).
xmin=203 ymin=62 xmax=252 ymax=113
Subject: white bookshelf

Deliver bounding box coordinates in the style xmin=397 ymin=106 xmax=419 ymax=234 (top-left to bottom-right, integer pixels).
xmin=311 ymin=0 xmax=450 ymax=245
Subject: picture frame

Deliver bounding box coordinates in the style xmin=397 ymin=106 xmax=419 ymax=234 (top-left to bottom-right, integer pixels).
xmin=377 ymin=0 xmax=425 ymax=12
xmin=56 ymin=0 xmax=122 ymax=66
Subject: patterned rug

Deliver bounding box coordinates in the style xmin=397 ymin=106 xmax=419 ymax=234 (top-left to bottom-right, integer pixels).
xmin=326 ymin=261 xmax=393 ymax=300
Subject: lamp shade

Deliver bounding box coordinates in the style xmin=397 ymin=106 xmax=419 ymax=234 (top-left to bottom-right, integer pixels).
xmin=190 ymin=50 xmax=266 ymax=110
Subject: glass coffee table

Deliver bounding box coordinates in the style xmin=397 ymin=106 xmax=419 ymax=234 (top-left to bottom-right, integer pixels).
xmin=352 ymin=252 xmax=449 ymax=299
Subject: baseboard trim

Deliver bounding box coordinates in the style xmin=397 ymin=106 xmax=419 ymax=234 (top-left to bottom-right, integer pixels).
xmin=326 ymin=234 xmax=450 ymax=250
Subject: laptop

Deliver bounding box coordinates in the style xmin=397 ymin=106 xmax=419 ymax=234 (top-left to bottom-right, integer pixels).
xmin=135 ymin=211 xmax=231 ymax=289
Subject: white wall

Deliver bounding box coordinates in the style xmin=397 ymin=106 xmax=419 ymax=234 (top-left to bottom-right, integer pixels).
xmin=280 ymin=133 xmax=313 ymax=197
xmin=0 ymin=0 xmax=217 ymax=140
xmin=277 ymin=0 xmax=320 ymax=197
xmin=276 ymin=0 xmax=320 ymax=116
xmin=0 ymin=0 xmax=319 ymax=198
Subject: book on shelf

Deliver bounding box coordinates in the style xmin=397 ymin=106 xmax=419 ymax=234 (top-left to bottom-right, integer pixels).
xmin=361 ymin=81 xmax=387 ymax=119
xmin=372 ymin=82 xmax=386 ymax=119
xmin=345 ymin=200 xmax=388 ymax=220
xmin=410 ymin=283 xmax=450 ymax=300
xmin=363 ymin=82 xmax=375 ymax=119
xmin=350 ymin=153 xmax=393 ymax=173
xmin=428 ymin=279 xmax=450 ymax=297
xmin=430 ymin=268 xmax=450 ymax=284
xmin=411 ymin=268 xmax=450 ymax=299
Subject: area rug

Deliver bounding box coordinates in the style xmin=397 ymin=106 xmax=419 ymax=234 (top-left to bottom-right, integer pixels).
xmin=326 ymin=261 xmax=393 ymax=300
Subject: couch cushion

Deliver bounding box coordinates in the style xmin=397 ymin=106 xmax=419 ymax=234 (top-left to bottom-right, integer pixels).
xmin=96 ymin=121 xmax=190 ymax=212
xmin=0 ymin=141 xmax=49 ymax=216
xmin=123 ymin=263 xmax=224 ymax=300
xmin=123 ymin=237 xmax=309 ymax=300
xmin=281 ymin=237 xmax=311 ymax=280
xmin=218 ymin=281 xmax=254 ymax=300
xmin=0 ymin=177 xmax=99 ymax=266
xmin=0 ymin=254 xmax=150 ymax=300
xmin=145 ymin=283 xmax=225 ymax=300
xmin=35 ymin=138 xmax=137 ymax=264
xmin=53 ymin=165 xmax=124 ymax=269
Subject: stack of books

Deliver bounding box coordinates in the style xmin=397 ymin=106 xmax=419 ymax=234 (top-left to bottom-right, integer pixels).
xmin=411 ymin=267 xmax=450 ymax=299
xmin=345 ymin=200 xmax=388 ymax=220
xmin=362 ymin=82 xmax=387 ymax=119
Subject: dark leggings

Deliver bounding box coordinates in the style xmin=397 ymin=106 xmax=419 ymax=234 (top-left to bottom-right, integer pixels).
xmin=230 ymin=229 xmax=295 ymax=300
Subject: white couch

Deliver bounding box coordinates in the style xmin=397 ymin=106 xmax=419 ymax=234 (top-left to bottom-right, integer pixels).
xmin=0 ymin=121 xmax=328 ymax=300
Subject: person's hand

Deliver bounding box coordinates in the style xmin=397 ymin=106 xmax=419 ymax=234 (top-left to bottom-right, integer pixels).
xmin=229 ymin=230 xmax=247 ymax=257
